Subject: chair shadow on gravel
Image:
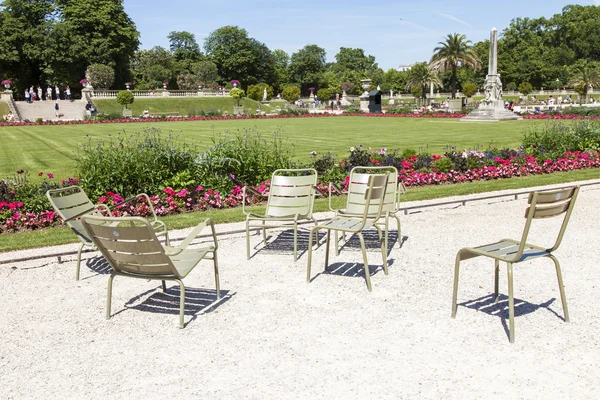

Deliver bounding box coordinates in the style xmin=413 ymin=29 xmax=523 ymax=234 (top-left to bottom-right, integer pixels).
xmin=458 ymin=294 xmax=563 ymax=340
xmin=336 ymin=229 xmax=403 ymax=256
xmin=250 ymin=229 xmax=325 ymax=260
xmin=310 ymin=259 xmax=396 ymax=283
xmin=112 ymin=286 xmax=234 ymax=328
xmin=80 ymin=256 xmax=112 ymax=280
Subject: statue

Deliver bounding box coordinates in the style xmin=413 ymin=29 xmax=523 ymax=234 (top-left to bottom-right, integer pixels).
xmin=262 ymin=87 xmax=267 ymax=101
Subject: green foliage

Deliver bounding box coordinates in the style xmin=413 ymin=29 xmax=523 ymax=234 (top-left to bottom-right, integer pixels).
xmin=462 ymin=82 xmax=477 ymax=98
xmin=523 ymin=120 xmax=600 ymax=159
xmin=86 ymin=64 xmax=115 ymax=89
xmin=410 ymin=85 xmax=422 ymax=98
xmin=75 ymin=128 xmax=199 ymax=199
xmin=229 ymin=88 xmax=245 ymax=106
xmin=430 ymin=33 xmax=481 ymax=98
xmin=518 ymin=82 xmax=533 ymax=96
xmin=311 ymin=152 xmax=336 ymax=174
xmin=247 ymin=83 xmax=274 ymax=101
xmin=402 ymin=148 xmax=418 ymax=157
xmin=432 ymin=157 xmax=454 ymax=172
xmin=317 ymin=88 xmax=332 ymax=102
xmin=289 ymin=44 xmax=326 ymax=91
xmin=131 ymin=46 xmax=173 ymax=89
xmin=505 ymin=82 xmax=517 ymax=91
xmin=176 ymin=73 xmax=198 ymax=90
xmin=277 ymin=108 xmax=309 ymax=116
xmin=281 ymin=86 xmax=301 ymax=103
xmin=116 ymin=90 xmax=134 ymax=109
xmin=168 ymin=31 xmax=202 ymax=63
xmin=191 ymin=60 xmax=219 ymax=85
xmin=406 ymin=62 xmax=441 ymax=99
xmin=347 ymin=145 xmax=370 ymax=168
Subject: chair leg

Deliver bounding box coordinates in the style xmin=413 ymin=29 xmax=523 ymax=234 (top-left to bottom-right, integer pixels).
xmin=507 ymin=262 xmax=515 ymax=343
xmin=213 ymin=252 xmax=221 ymax=300
xmin=383 ymin=219 xmax=389 ymax=254
xmin=161 ymin=280 xmax=167 ymax=292
xmin=549 ymin=255 xmax=569 ymax=322
xmin=106 ymin=273 xmax=116 ymax=320
xmin=334 ymin=230 xmax=339 ymax=256
xmin=175 ymin=279 xmax=186 ymax=329
xmin=312 ymin=218 xmax=320 ymax=248
xmin=293 ymin=222 xmax=298 ymax=262
xmin=262 ymin=221 xmax=267 ymax=245
xmin=374 ymin=226 xmax=388 ymax=275
xmin=394 ymin=215 xmax=402 ymax=247
xmin=76 ymin=243 xmax=85 ymax=280
xmin=324 ymin=229 xmax=331 ymax=270
xmin=494 ymin=259 xmax=500 ymax=303
xmin=165 ymin=231 xmax=170 ymax=246
xmin=246 ymin=219 xmax=251 ymax=260
xmin=307 ymin=227 xmax=317 ymax=283
xmin=357 ymin=232 xmax=372 ymax=292
xmin=451 ymin=252 xmax=462 ymax=318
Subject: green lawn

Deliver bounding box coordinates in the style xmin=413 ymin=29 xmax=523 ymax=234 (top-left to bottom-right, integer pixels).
xmin=0 ymin=102 xmax=9 ymax=116
xmin=0 ymin=117 xmax=539 ymax=180
xmin=94 ymin=97 xmax=276 ymax=116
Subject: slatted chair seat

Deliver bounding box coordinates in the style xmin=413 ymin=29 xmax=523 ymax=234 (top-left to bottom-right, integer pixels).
xmin=46 ymin=186 xmax=169 ymax=280
xmin=307 ymin=173 xmax=390 ymax=292
xmin=243 ymin=169 xmax=318 ymax=261
xmin=451 ymin=186 xmax=580 ymax=343
xmin=330 ymin=166 xmax=404 ymax=254
xmin=81 ymin=215 xmax=220 ymax=328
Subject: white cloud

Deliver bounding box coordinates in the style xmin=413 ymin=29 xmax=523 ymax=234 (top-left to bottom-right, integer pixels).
xmin=435 ymin=12 xmax=474 ymax=28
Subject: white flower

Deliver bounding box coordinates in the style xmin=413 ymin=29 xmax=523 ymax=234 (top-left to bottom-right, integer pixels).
xmin=350 ymin=147 xmax=355 ymax=152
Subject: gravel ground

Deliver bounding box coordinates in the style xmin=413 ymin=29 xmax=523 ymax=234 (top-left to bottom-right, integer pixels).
xmin=1 ymin=180 xmax=599 ymax=399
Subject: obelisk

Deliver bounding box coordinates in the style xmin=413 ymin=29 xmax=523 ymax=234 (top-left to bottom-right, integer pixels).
xmin=461 ymin=27 xmax=521 ymax=121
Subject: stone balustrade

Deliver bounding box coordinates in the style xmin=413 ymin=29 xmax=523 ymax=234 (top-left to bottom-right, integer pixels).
xmin=92 ymin=89 xmax=231 ymax=99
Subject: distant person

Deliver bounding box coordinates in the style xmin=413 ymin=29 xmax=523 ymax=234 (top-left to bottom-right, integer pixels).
xmin=55 ymin=85 xmax=60 ymax=100
xmin=54 ymin=102 xmax=60 ymax=118
xmin=85 ymin=101 xmax=92 ymax=116
xmin=24 ymin=89 xmax=30 ymax=103
xmin=46 ymin=86 xmax=52 ymax=101
xmin=65 ymin=85 xmax=71 ymax=100
xmin=548 ymin=95 xmax=554 ymax=105
xmin=557 ymin=95 xmax=563 ymax=104
xmin=37 ymin=86 xmax=42 ymax=102
xmin=5 ymin=111 xmax=14 ymax=121
xmin=29 ymin=86 xmax=34 ymax=101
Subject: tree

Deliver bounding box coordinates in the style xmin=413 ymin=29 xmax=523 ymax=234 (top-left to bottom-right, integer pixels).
xmin=568 ymin=59 xmax=600 ymax=104
xmin=317 ymin=88 xmax=332 ymax=102
xmin=204 ymin=26 xmax=275 ymax=87
xmin=131 ymin=46 xmax=173 ymax=89
xmin=86 ymin=64 xmax=115 ymax=88
xmin=462 ymin=82 xmax=477 ymax=98
xmin=168 ymin=31 xmax=202 ymax=61
xmin=229 ymin=87 xmax=244 ymax=106
xmin=281 ymin=85 xmax=300 ymax=103
xmin=272 ymin=49 xmax=290 ymax=91
xmin=191 ymin=60 xmax=219 ymax=85
xmin=176 ymin=74 xmax=198 ymax=90
xmin=518 ymin=82 xmax=533 ymax=97
xmin=405 ymin=62 xmax=442 ymax=99
xmin=289 ymin=45 xmax=326 ymax=92
xmin=505 ymin=82 xmax=517 ymax=91
xmin=334 ymin=47 xmax=378 ymax=73
xmin=430 ymin=33 xmax=481 ymax=98
xmin=116 ymin=90 xmax=134 ymax=109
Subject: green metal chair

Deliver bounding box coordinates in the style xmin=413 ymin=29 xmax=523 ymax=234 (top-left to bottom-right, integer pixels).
xmin=46 ymin=186 xmax=169 ymax=280
xmin=307 ymin=172 xmax=390 ymax=292
xmin=451 ymin=186 xmax=580 ymax=343
xmin=80 ymin=215 xmax=220 ymax=328
xmin=242 ymin=168 xmax=318 ymax=262
xmin=330 ymin=166 xmax=404 ymax=254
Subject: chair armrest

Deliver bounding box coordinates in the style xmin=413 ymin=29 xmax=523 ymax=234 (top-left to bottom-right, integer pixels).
xmin=242 ymin=186 xmax=266 ymax=215
xmin=93 ymin=204 xmax=112 ymax=216
xmin=112 ymin=193 xmax=158 ymax=222
xmin=328 ymin=182 xmax=344 ymax=212
xmin=175 ymin=218 xmax=218 ymax=251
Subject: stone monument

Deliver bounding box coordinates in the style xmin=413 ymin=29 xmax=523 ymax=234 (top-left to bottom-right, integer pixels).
xmin=359 ymin=79 xmax=371 ymax=112
xmin=260 ymin=87 xmax=270 ymax=105
xmin=461 ymin=28 xmax=521 ymax=121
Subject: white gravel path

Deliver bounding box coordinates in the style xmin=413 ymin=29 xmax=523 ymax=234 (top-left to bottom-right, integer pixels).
xmin=1 ymin=180 xmax=599 ymax=399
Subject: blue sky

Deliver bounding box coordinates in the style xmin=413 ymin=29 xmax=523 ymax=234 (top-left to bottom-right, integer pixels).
xmin=125 ymin=0 xmax=599 ymax=70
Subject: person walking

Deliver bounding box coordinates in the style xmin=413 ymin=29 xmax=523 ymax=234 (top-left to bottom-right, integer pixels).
xmin=24 ymin=89 xmax=30 ymax=103
xmin=54 ymin=102 xmax=60 ymax=118
xmin=46 ymin=86 xmax=52 ymax=101
xmin=29 ymin=86 xmax=34 ymax=101
xmin=65 ymin=85 xmax=71 ymax=100
xmin=37 ymin=86 xmax=42 ymax=102
xmin=55 ymin=85 xmax=60 ymax=100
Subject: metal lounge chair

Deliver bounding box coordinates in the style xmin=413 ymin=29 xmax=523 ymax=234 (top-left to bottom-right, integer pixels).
xmin=307 ymin=172 xmax=390 ymax=291
xmin=242 ymin=168 xmax=318 ymax=262
xmin=80 ymin=215 xmax=220 ymax=328
xmin=46 ymin=186 xmax=169 ymax=280
xmin=330 ymin=166 xmax=404 ymax=254
xmin=451 ymin=186 xmax=580 ymax=343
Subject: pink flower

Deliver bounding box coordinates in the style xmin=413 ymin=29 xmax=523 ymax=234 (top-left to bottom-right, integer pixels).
xmin=47 ymin=173 xmax=54 ymax=179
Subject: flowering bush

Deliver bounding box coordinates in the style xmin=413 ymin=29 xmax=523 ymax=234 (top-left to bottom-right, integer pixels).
xmin=80 ymin=78 xmax=89 ymax=85
xmin=2 ymin=79 xmax=13 ymax=86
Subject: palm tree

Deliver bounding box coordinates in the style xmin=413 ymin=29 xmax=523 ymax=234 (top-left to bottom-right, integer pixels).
xmin=405 ymin=62 xmax=442 ymax=101
xmin=430 ymin=33 xmax=481 ymax=99
xmin=568 ymin=59 xmax=600 ymax=105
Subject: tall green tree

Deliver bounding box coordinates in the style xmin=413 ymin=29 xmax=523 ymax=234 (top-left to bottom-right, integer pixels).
xmin=131 ymin=46 xmax=173 ymax=89
xmin=289 ymin=44 xmax=326 ymax=93
xmin=334 ymin=47 xmax=378 ymax=73
xmin=272 ymin=49 xmax=290 ymax=92
xmin=191 ymin=60 xmax=219 ymax=85
xmin=430 ymin=33 xmax=481 ymax=98
xmin=168 ymin=31 xmax=202 ymax=76
xmin=405 ymin=62 xmax=442 ymax=100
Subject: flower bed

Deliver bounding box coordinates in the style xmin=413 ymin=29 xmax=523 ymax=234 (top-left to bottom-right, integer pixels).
xmin=2 ymin=149 xmax=599 ymax=234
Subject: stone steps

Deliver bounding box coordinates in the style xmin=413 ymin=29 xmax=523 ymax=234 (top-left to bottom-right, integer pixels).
xmin=14 ymin=100 xmax=86 ymax=121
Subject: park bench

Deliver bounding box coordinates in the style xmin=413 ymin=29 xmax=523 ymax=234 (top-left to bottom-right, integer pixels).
xmin=149 ymin=111 xmax=180 ymax=118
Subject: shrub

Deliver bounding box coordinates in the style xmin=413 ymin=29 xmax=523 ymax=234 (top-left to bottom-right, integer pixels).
xmin=402 ymin=148 xmax=417 ymax=157
xmin=230 ymin=88 xmax=245 ymax=106
xmin=386 ymin=106 xmax=414 ymax=114
xmin=522 ymin=120 xmax=600 ymax=159
xmin=317 ymin=88 xmax=332 ymax=102
xmin=188 ymin=108 xmax=223 ymax=117
xmin=277 ymin=108 xmax=309 ymax=115
xmin=86 ymin=64 xmax=115 ymax=89
xmin=505 ymin=82 xmax=517 ymax=91
xmin=311 ymin=152 xmax=337 ymax=174
xmin=76 ymin=128 xmax=199 ymax=199
xmin=344 ymin=105 xmax=364 ymax=114
xmin=176 ymin=74 xmax=198 ymax=90
xmin=116 ymin=90 xmax=134 ymax=109
xmin=346 ymin=145 xmax=370 ymax=169
xmin=462 ymin=82 xmax=477 ymax=98
xmin=432 ymin=157 xmax=454 ymax=172
xmin=281 ymin=86 xmax=301 ymax=103
xmin=518 ymin=82 xmax=533 ymax=96
xmin=247 ymin=83 xmax=274 ymax=101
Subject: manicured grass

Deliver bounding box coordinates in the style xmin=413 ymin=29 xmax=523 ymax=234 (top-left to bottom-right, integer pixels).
xmin=0 ymin=117 xmax=540 ymax=179
xmin=94 ymin=97 xmax=275 ymax=116
xmin=1 ymin=167 xmax=597 ymax=253
xmin=0 ymin=102 xmax=9 ymax=116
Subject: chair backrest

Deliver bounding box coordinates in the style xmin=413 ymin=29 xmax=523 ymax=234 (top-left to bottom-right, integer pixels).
xmin=345 ymin=166 xmax=399 ymax=215
xmin=46 ymin=186 xmax=99 ymax=244
xmin=266 ymin=168 xmax=317 ymax=217
xmin=519 ymin=186 xmax=580 ymax=254
xmin=359 ymin=173 xmax=390 ymax=223
xmin=81 ymin=215 xmax=179 ymax=278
